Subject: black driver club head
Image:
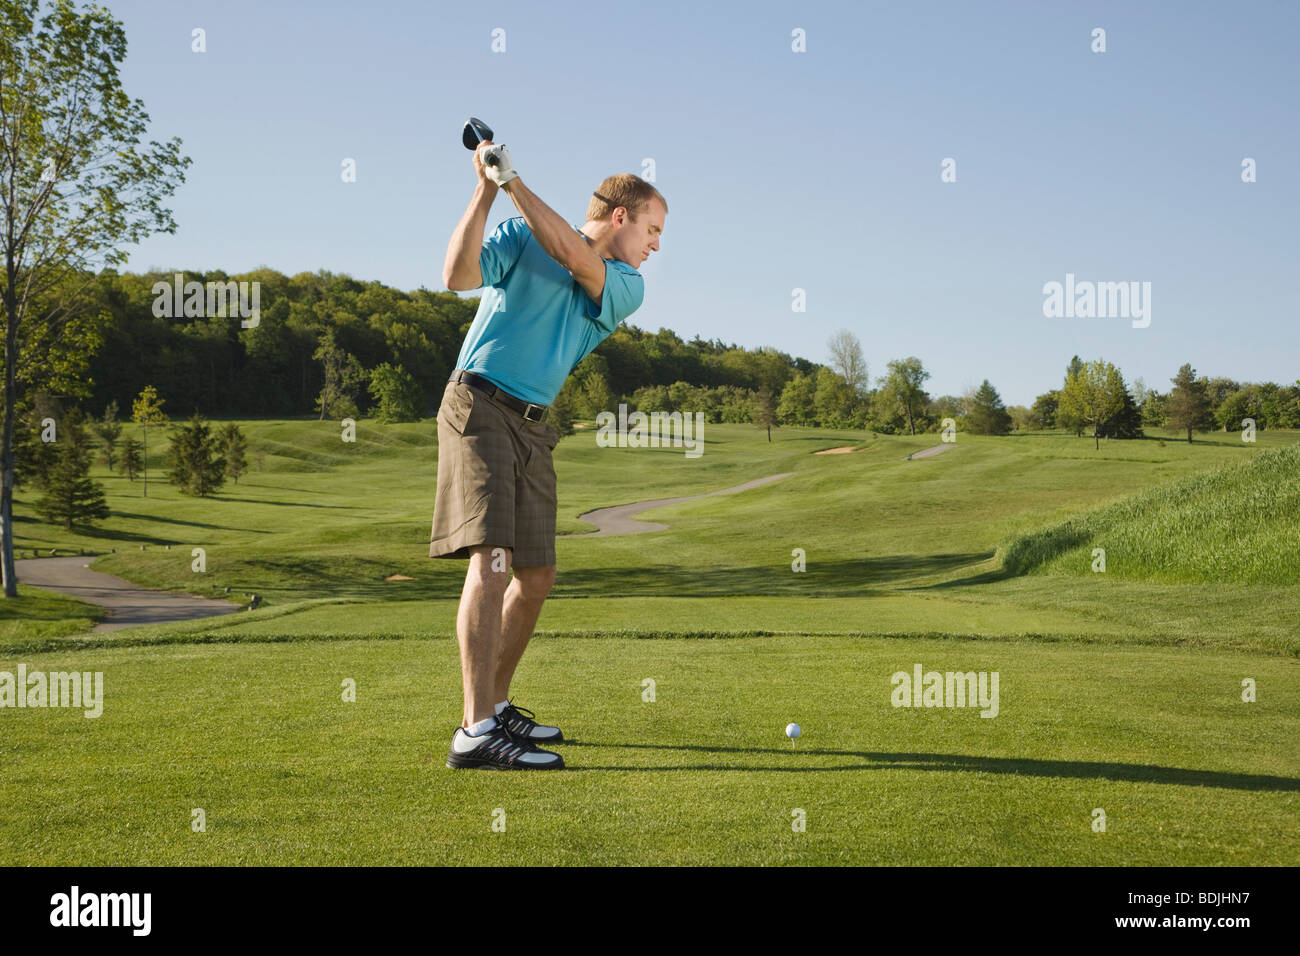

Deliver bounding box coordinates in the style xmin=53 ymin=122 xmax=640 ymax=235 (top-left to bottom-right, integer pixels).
xmin=462 ymin=117 xmax=494 ymax=150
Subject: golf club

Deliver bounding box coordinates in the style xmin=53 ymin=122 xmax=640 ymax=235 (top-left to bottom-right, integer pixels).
xmin=462 ymin=117 xmax=501 ymax=166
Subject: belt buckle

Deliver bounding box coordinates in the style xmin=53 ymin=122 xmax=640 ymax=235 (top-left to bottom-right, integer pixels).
xmin=523 ymin=403 xmax=545 ymax=422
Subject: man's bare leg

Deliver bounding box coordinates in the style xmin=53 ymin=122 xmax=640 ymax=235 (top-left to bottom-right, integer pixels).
xmin=495 ymin=564 xmax=557 ymax=703
xmin=457 ymin=546 xmax=513 ymax=728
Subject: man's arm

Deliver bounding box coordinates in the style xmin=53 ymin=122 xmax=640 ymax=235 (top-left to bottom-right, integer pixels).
xmin=442 ymin=182 xmax=497 ymax=291
xmin=502 ymin=178 xmax=606 ymax=304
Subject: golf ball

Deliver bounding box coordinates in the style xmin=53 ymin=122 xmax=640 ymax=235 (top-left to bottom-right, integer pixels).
xmin=785 ymin=723 xmax=802 ymax=740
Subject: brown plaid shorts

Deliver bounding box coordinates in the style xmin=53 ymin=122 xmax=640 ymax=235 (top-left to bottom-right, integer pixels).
xmin=429 ymin=380 xmax=559 ymax=568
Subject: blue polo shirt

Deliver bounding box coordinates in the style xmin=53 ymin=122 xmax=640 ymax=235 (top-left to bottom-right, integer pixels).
xmin=453 ymin=216 xmax=645 ymax=405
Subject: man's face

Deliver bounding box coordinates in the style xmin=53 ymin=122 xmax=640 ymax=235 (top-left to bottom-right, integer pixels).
xmin=617 ymin=199 xmax=665 ymax=268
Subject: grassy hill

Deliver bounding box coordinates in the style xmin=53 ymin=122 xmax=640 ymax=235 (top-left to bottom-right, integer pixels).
xmin=999 ymin=444 xmax=1300 ymax=584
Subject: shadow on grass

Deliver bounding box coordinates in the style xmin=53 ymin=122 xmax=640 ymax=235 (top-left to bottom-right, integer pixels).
xmin=91 ymin=512 xmax=271 ymax=538
xmin=561 ymin=742 xmax=1299 ymax=791
xmin=916 ymin=527 xmax=1089 ymax=590
xmin=129 ymin=551 xmax=999 ymax=603
xmin=550 ymin=552 xmax=995 ymax=598
xmin=206 ymin=497 xmax=360 ymax=510
xmin=1004 ymin=432 xmax=1256 ymax=449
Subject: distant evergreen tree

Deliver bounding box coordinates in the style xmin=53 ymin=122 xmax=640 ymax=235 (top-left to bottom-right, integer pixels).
xmin=166 ymin=413 xmax=227 ymax=496
xmin=966 ymin=380 xmax=1012 ymax=435
xmin=118 ymin=436 xmax=143 ymax=482
xmin=1166 ymin=364 xmax=1212 ymax=442
xmin=35 ymin=409 xmax=110 ymax=531
xmin=1098 ymin=383 xmax=1145 ymax=439
xmin=217 ymin=422 xmax=249 ymax=484
xmin=92 ymin=399 xmax=124 ymax=471
xmin=12 ymin=405 xmax=58 ymax=492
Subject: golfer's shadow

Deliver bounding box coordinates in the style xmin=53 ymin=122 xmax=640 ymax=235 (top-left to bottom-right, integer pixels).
xmin=560 ymin=742 xmax=1299 ymax=791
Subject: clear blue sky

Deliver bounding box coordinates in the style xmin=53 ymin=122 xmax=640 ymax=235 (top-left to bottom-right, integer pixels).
xmin=109 ymin=0 xmax=1298 ymax=406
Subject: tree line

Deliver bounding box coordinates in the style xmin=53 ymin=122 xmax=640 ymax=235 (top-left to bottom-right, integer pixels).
xmin=14 ymin=269 xmax=1297 ymax=448
xmin=10 ymin=270 xmax=1297 ymax=534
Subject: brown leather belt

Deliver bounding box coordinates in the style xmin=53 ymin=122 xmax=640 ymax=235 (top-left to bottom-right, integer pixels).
xmin=449 ymin=369 xmax=549 ymax=422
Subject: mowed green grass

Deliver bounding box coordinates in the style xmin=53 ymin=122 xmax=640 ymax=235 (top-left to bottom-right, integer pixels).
xmin=1 ymin=635 xmax=1294 ymax=865
xmin=1 ymin=420 xmax=1297 ymax=864
xmin=5 ymin=421 xmax=1298 ymax=652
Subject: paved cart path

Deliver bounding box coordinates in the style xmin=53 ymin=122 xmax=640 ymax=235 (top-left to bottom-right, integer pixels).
xmin=905 ymin=444 xmax=958 ymax=460
xmin=15 ymin=556 xmax=244 ymax=633
xmin=575 ymin=473 xmax=795 ymax=536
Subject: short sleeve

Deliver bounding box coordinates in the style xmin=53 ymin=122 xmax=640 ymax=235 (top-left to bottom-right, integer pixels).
xmin=584 ymin=260 xmax=645 ymax=334
xmin=478 ymin=217 xmax=529 ymax=288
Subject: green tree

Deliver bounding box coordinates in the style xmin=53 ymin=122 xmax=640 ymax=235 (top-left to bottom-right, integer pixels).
xmin=34 ymin=407 xmax=108 ymax=530
xmin=880 ymin=357 xmax=930 ymax=435
xmin=367 ymin=362 xmax=424 ymax=423
xmin=545 ymin=386 xmax=577 ymax=437
xmin=813 ymin=367 xmax=855 ymax=427
xmin=1097 ymin=377 xmax=1145 ymax=439
xmin=926 ymin=395 xmax=966 ymax=432
xmin=131 ymin=385 xmax=169 ymax=496
xmin=11 ymin=393 xmax=59 ymax=490
xmin=751 ymin=386 xmax=777 ymax=441
xmin=578 ymin=373 xmax=614 ymax=419
xmin=777 ymin=371 xmax=817 ymax=426
xmin=313 ymin=328 xmax=369 ymax=420
xmin=1203 ymin=376 xmax=1240 ymax=430
xmin=827 ymin=329 xmax=868 ymax=401
xmin=1214 ymin=385 xmax=1259 ymax=433
xmin=1029 ymin=391 xmax=1059 ymax=429
xmin=217 ymin=422 xmax=248 ymax=484
xmin=567 ymin=353 xmax=613 ymax=420
xmin=1056 ymin=356 xmax=1086 ymax=436
xmin=0 ymin=0 xmax=190 ymax=594
xmin=1007 ymin=405 xmax=1033 ymax=431
xmin=165 ymin=412 xmax=226 ymax=496
xmin=1166 ymin=363 xmax=1212 ymax=442
xmin=1059 ymin=359 xmax=1125 ymax=450
xmin=91 ymin=398 xmax=123 ymax=470
xmin=966 ymin=380 xmax=1012 ymax=435
xmin=117 ymin=434 xmax=141 ymax=481
xmin=1141 ymin=389 xmax=1168 ymax=428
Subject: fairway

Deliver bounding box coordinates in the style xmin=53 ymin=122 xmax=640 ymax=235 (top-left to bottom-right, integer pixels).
xmin=1 ymin=423 xmax=1297 ymax=865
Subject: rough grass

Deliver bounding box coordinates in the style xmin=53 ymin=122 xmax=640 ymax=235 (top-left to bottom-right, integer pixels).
xmin=998 ymin=445 xmax=1299 ymax=584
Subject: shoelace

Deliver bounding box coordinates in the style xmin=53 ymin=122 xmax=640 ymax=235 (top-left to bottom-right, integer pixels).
xmin=490 ymin=716 xmax=536 ymax=763
xmin=502 ymin=701 xmax=537 ymax=729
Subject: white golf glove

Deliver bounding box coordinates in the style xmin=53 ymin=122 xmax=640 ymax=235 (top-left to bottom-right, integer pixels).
xmin=479 ymin=143 xmax=519 ymax=186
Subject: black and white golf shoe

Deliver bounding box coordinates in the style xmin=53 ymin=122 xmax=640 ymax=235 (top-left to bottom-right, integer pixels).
xmin=446 ymin=718 xmax=564 ymax=770
xmin=498 ymin=700 xmax=564 ymax=743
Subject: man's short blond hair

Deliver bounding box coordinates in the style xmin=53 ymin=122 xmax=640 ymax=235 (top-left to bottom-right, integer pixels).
xmin=587 ymin=173 xmax=667 ymax=223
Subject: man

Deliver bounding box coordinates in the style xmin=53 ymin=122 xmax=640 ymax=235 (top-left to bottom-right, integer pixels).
xmin=433 ymin=136 xmax=667 ymax=770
